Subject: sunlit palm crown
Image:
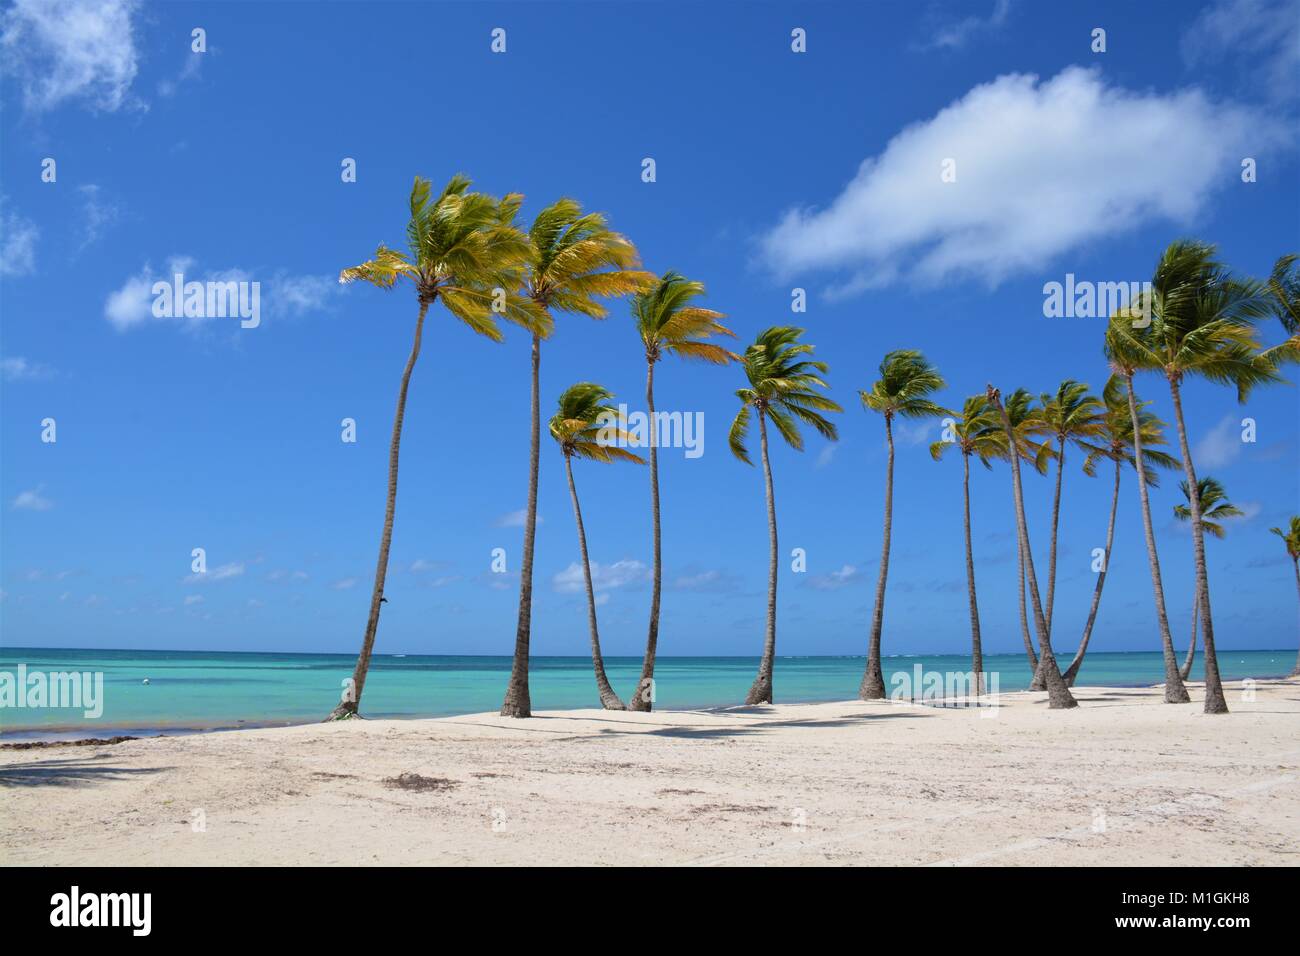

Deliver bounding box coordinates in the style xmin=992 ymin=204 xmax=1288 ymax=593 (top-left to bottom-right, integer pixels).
xmin=1036 ymin=379 xmax=1105 ymax=446
xmin=339 ymin=174 xmax=547 ymax=341
xmin=632 ymin=271 xmax=738 ymax=364
xmin=1106 ymin=240 xmax=1286 ymax=400
xmin=727 ymin=326 xmax=842 ymax=464
xmin=548 ymin=382 xmax=645 ymax=465
xmin=1173 ymin=476 xmax=1243 ymax=539
xmin=524 ymin=199 xmax=656 ymax=319
xmin=929 ymin=394 xmax=1006 ymax=468
xmin=860 ymin=349 xmax=948 ymax=425
xmin=1077 ymin=375 xmax=1180 ymax=485
xmin=1270 ymin=516 xmax=1300 ymax=558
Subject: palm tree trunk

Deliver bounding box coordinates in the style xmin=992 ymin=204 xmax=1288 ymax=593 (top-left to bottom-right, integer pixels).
xmin=961 ymin=453 xmax=984 ymax=696
xmin=991 ymin=389 xmax=1076 ymax=708
xmin=745 ymin=408 xmax=779 ymax=705
xmin=500 ymin=332 xmax=542 ymax=718
xmin=859 ymin=414 xmax=893 ymax=699
xmin=1167 ymin=377 xmax=1227 ymax=714
xmin=1291 ymin=558 xmax=1300 ymax=676
xmin=629 ymin=360 xmax=661 ymax=712
xmin=1180 ymin=590 xmax=1198 ymax=681
xmin=1064 ymin=457 xmax=1120 ymax=686
xmin=1044 ymin=436 xmax=1066 ymax=635
xmin=564 ymin=455 xmax=626 ymax=710
xmin=1123 ymin=373 xmax=1190 ymax=704
xmin=328 ymin=299 xmax=428 ymax=720
xmin=1017 ymin=536 xmax=1039 ymax=674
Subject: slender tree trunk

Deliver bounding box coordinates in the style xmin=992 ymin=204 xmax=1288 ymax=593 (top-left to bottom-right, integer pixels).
xmin=990 ymin=388 xmax=1076 ymax=708
xmin=1123 ymin=373 xmax=1191 ymax=703
xmin=745 ymin=409 xmax=779 ymax=705
xmin=1064 ymin=458 xmax=1120 ymax=686
xmin=564 ymin=455 xmax=625 ymax=710
xmin=1291 ymin=558 xmax=1300 ymax=676
xmin=629 ymin=360 xmax=661 ymax=711
xmin=328 ymin=300 xmax=428 ymax=720
xmin=859 ymin=414 xmax=893 ymax=699
xmin=1044 ymin=436 xmax=1066 ymax=635
xmin=500 ymin=332 xmax=542 ymax=718
xmin=961 ymin=453 xmax=984 ymax=696
xmin=1017 ymin=535 xmax=1039 ymax=674
xmin=1180 ymin=590 xmax=1198 ymax=681
xmin=1167 ymin=377 xmax=1227 ymax=713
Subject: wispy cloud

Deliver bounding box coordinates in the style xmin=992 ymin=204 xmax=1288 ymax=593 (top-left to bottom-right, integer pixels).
xmin=11 ymin=487 xmax=53 ymax=511
xmin=1182 ymin=0 xmax=1300 ymax=102
xmin=77 ymin=185 xmax=121 ymax=251
xmin=184 ymin=561 xmax=246 ymax=584
xmin=553 ymin=559 xmax=649 ymax=593
xmin=919 ymin=0 xmax=1011 ymax=51
xmin=1 ymin=357 xmax=55 ymax=382
xmin=806 ymin=564 xmax=860 ymax=591
xmin=1193 ymin=414 xmax=1245 ymax=469
xmin=0 ymin=203 xmax=38 ymax=277
xmin=495 ymin=509 xmax=543 ymax=528
xmin=329 ymin=577 xmax=359 ymax=591
xmin=158 ymin=51 xmax=203 ymax=98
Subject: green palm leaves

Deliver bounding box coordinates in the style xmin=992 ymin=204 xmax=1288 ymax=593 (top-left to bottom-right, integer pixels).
xmin=633 ymin=271 xmax=738 ymax=365
xmin=729 ymin=326 xmax=842 ymax=464
xmin=1080 ymin=376 xmax=1180 ymax=482
xmin=1174 ymin=477 xmax=1243 ymax=539
xmin=1272 ymin=516 xmax=1300 ymax=559
xmin=525 ymin=199 xmax=655 ymax=316
xmin=340 ymin=174 xmax=547 ymax=340
xmin=550 ymin=383 xmax=646 ymax=465
xmin=859 ymin=349 xmax=948 ymax=421
xmin=930 ymin=394 xmax=1006 ymax=467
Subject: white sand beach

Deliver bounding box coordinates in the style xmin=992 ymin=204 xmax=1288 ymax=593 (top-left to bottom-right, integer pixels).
xmin=1 ymin=680 xmax=1297 ymax=867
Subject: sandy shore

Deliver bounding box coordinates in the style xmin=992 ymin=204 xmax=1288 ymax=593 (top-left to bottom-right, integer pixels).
xmin=1 ymin=680 xmax=1297 ymax=866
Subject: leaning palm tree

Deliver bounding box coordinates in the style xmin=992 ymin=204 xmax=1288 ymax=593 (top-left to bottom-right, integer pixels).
xmin=1174 ymin=477 xmax=1243 ymax=680
xmin=1119 ymin=239 xmax=1284 ymax=713
xmin=1104 ymin=308 xmax=1193 ymax=704
xmin=728 ymin=327 xmax=841 ymax=704
xmin=930 ymin=395 xmax=1006 ymax=694
xmin=986 ymin=385 xmax=1077 ymax=708
xmin=328 ymin=175 xmax=545 ymax=720
xmin=500 ymin=200 xmax=654 ymax=719
xmin=549 ymin=383 xmax=646 ymax=710
xmin=628 ymin=272 xmax=738 ymax=711
xmin=1268 ymin=516 xmax=1300 ymax=676
xmin=1062 ymin=376 xmax=1179 ymax=685
xmin=859 ymin=350 xmax=947 ymax=700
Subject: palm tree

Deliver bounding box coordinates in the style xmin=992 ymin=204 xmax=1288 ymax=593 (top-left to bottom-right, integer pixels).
xmin=628 ymin=272 xmax=738 ymax=711
xmin=1118 ymin=239 xmax=1284 ymax=713
xmin=1174 ymin=477 xmax=1244 ymax=680
xmin=1268 ymin=516 xmax=1300 ymax=676
xmin=728 ymin=327 xmax=841 ymax=704
xmin=500 ymin=200 xmax=653 ymax=719
xmin=986 ymin=385 xmax=1077 ymax=708
xmin=859 ymin=350 xmax=947 ymax=700
xmin=1063 ymin=376 xmax=1179 ymax=685
xmin=549 ymin=383 xmax=646 ymax=710
xmin=1104 ymin=309 xmax=1193 ymax=704
xmin=1264 ymin=254 xmax=1299 ymax=338
xmin=329 ymin=175 xmax=545 ymax=720
xmin=930 ymin=395 xmax=1006 ymax=694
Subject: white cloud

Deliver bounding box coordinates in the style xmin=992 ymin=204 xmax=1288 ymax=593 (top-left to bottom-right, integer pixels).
xmin=758 ymin=67 xmax=1271 ymax=298
xmin=77 ymin=185 xmax=121 ymax=251
xmin=183 ymin=595 xmax=204 ymax=606
xmin=1182 ymin=0 xmax=1300 ymax=100
xmin=158 ymin=51 xmax=203 ymax=98
xmin=0 ymin=0 xmax=141 ymax=113
xmin=920 ymin=0 xmax=1011 ymax=51
xmin=329 ymin=577 xmax=359 ymax=591
xmin=670 ymin=568 xmax=739 ymax=593
xmin=552 ymin=559 xmax=649 ymax=593
xmin=1 ymin=357 xmax=54 ymax=382
xmin=1193 ymin=414 xmax=1245 ymax=469
xmin=0 ymin=205 xmax=39 ymax=277
xmin=12 ymin=487 xmax=53 ymax=511
xmin=815 ymin=444 xmax=839 ymax=469
xmin=495 ymin=509 xmax=543 ymax=528
xmin=807 ymin=564 xmax=860 ymax=591
xmin=184 ymin=561 xmax=245 ymax=584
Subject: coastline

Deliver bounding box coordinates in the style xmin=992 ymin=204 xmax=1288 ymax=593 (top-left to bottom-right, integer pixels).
xmin=2 ymin=678 xmax=1296 ymax=867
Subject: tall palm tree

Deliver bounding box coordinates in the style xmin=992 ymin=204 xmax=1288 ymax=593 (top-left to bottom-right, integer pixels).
xmin=728 ymin=327 xmax=841 ymax=704
xmin=859 ymin=350 xmax=947 ymax=700
xmin=1063 ymin=376 xmax=1179 ymax=685
xmin=628 ymin=272 xmax=738 ymax=711
xmin=1268 ymin=516 xmax=1300 ymax=676
xmin=549 ymin=383 xmax=646 ymax=710
xmin=329 ymin=175 xmax=545 ymax=720
xmin=930 ymin=395 xmax=1006 ymax=694
xmin=1174 ymin=477 xmax=1244 ymax=680
xmin=1118 ymin=239 xmax=1284 ymax=713
xmin=1104 ymin=309 xmax=1193 ymax=704
xmin=500 ymin=200 xmax=653 ymax=718
xmin=986 ymin=385 xmax=1077 ymax=708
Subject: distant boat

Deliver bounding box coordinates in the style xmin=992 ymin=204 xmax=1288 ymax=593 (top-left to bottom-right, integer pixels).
xmin=142 ymin=678 xmax=150 ymax=685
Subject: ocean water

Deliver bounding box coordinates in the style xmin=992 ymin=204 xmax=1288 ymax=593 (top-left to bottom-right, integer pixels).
xmin=0 ymin=646 xmax=1293 ymax=740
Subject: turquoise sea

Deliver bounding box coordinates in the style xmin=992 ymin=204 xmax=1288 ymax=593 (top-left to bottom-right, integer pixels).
xmin=0 ymin=646 xmax=1294 ymax=740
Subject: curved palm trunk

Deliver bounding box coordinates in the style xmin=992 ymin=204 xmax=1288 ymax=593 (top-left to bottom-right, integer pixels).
xmin=629 ymin=360 xmax=661 ymax=712
xmin=1123 ymin=373 xmax=1190 ymax=704
xmin=1167 ymin=378 xmax=1227 ymax=713
xmin=859 ymin=415 xmax=894 ymax=700
xmin=328 ymin=300 xmax=428 ymax=720
xmin=961 ymin=453 xmax=984 ymax=696
xmin=501 ymin=333 xmax=542 ymax=718
xmin=1180 ymin=590 xmax=1198 ymax=681
xmin=1291 ymin=558 xmax=1300 ymax=676
xmin=992 ymin=390 xmax=1076 ymax=708
xmin=745 ymin=409 xmax=779 ymax=705
xmin=564 ymin=455 xmax=626 ymax=710
xmin=1063 ymin=458 xmax=1120 ymax=686
xmin=1044 ymin=436 xmax=1066 ymax=634
xmin=1017 ymin=536 xmax=1039 ymax=674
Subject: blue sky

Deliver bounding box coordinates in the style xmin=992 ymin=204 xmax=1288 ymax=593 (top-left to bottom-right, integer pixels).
xmin=1 ymin=0 xmax=1297 ymax=659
